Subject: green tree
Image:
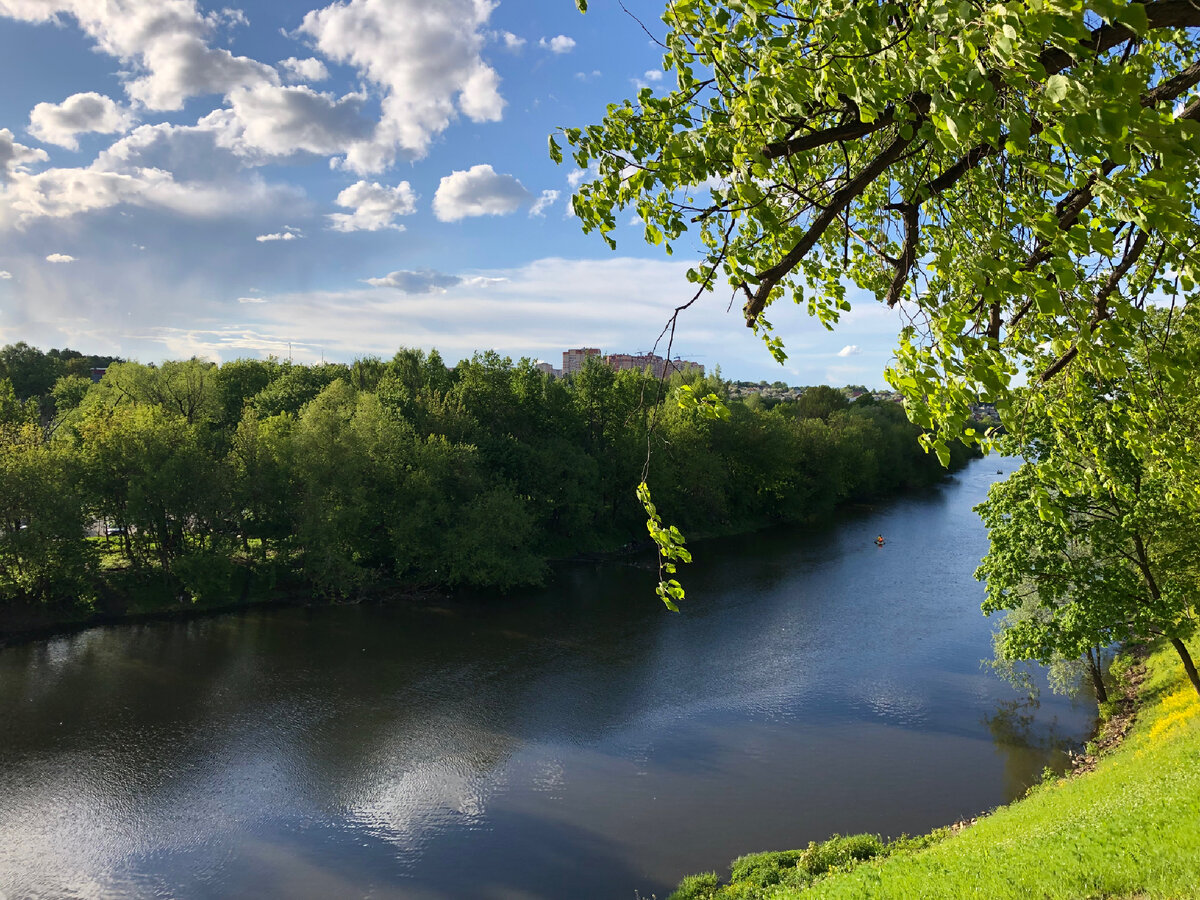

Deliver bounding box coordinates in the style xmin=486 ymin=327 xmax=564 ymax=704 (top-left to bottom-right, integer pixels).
xmin=790 ymin=385 xmax=850 ymax=421
xmin=0 ymin=421 xmax=95 ymax=605
xmin=0 ymin=342 xmax=62 ymax=402
xmin=213 ymin=357 xmax=283 ymax=427
xmin=75 ymin=404 xmax=218 ymax=577
xmin=84 ymin=359 xmax=220 ymax=426
xmin=561 ymin=0 xmax=1200 ymax=460
xmin=976 ymin=370 xmax=1200 ymax=696
xmin=50 ymin=374 xmax=94 ymax=417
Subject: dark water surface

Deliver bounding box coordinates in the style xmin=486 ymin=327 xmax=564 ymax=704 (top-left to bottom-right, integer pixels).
xmin=0 ymin=457 xmax=1093 ymax=900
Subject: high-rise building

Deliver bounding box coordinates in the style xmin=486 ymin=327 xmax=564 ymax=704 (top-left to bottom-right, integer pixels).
xmin=562 ymin=347 xmax=601 ymax=376
xmin=605 ymin=352 xmax=704 ymax=379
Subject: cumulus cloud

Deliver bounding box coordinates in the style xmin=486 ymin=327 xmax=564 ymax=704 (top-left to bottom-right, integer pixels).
xmin=327 ymin=180 xmax=417 ymax=232
xmin=298 ymin=0 xmax=504 ymax=170
xmin=0 ymin=138 xmax=304 ymax=228
xmin=539 ymin=35 xmax=575 ymax=53
xmin=216 ymin=83 xmax=373 ymax=160
xmin=499 ymin=31 xmax=525 ymax=50
xmin=529 ymin=189 xmax=559 ymax=217
xmin=28 ymin=92 xmax=134 ymax=150
xmin=0 ymin=128 xmax=49 ymax=183
xmin=433 ymin=164 xmax=530 ymax=222
xmin=0 ymin=270 xmax=12 ymax=279
xmin=45 ymin=253 xmax=75 ymax=263
xmin=365 ymin=269 xmax=505 ymax=291
xmin=277 ymin=56 xmax=330 ymax=83
xmin=0 ymin=0 xmax=278 ymax=110
xmin=256 ymin=228 xmax=302 ymax=242
xmin=363 ymin=268 xmax=464 ymax=292
xmin=837 ymin=345 xmax=861 ymax=357
xmin=633 ymin=69 xmax=665 ymax=90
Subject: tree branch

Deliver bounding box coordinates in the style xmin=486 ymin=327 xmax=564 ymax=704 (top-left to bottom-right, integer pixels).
xmin=758 ymin=2 xmax=1200 ymax=163
xmin=743 ymin=130 xmax=922 ymax=325
xmin=1038 ymin=228 xmax=1151 ymax=382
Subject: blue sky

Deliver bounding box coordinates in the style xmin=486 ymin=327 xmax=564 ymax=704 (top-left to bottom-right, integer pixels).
xmin=0 ymin=0 xmax=904 ymax=386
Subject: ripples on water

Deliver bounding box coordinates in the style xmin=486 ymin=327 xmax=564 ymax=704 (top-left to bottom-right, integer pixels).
xmin=0 ymin=458 xmax=1094 ymax=900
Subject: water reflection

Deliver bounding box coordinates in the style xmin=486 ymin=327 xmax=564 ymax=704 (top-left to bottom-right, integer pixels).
xmin=0 ymin=457 xmax=1095 ymax=900
xmin=984 ymin=695 xmax=1089 ymax=799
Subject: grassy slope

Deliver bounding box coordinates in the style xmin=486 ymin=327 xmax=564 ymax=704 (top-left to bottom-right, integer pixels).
xmin=670 ymin=636 xmax=1200 ymax=900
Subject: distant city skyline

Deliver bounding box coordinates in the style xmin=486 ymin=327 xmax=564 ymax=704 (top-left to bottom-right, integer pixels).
xmin=0 ymin=0 xmax=907 ymax=389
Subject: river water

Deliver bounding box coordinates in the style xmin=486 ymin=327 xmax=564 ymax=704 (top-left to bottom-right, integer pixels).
xmin=0 ymin=457 xmax=1093 ymax=900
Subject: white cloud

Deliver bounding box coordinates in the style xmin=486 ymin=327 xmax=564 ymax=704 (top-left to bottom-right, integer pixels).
xmin=217 ymin=83 xmax=373 ymax=160
xmin=0 ymin=128 xmax=49 ymax=183
xmin=327 ymin=179 xmax=417 ymax=232
xmin=0 ymin=270 xmax=12 ymax=279
xmin=277 ymin=56 xmax=330 ymax=83
xmin=499 ymin=31 xmax=525 ymax=50
xmin=566 ymin=167 xmax=590 ymax=188
xmin=529 ymin=189 xmax=559 ymax=217
xmin=237 ymin=296 xmax=268 ymax=303
xmin=0 ymin=151 xmax=304 ymax=228
xmin=45 ymin=253 xmax=75 ymax=263
xmin=0 ymin=119 xmax=308 ymax=227
xmin=298 ymin=0 xmax=504 ymax=170
xmin=28 ymin=92 xmax=134 ymax=150
xmin=433 ymin=164 xmax=530 ymax=222
xmin=837 ymin=345 xmax=861 ymax=357
xmin=633 ymin=69 xmax=666 ymax=90
xmin=539 ymin=35 xmax=575 ymax=54
xmin=256 ymin=229 xmax=301 ymax=242
xmin=575 ymin=70 xmax=602 ymax=82
xmin=364 ymin=268 xmax=465 ymax=292
xmin=0 ymin=0 xmax=278 ymax=110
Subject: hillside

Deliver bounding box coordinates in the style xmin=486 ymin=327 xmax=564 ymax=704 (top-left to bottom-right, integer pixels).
xmin=669 ymin=636 xmax=1200 ymax=900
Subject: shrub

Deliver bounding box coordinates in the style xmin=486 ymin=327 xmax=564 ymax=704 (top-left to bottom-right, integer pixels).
xmin=666 ymin=872 xmax=720 ymax=900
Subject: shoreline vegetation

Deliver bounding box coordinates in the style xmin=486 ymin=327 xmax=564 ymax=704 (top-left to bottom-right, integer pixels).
xmin=0 ymin=343 xmax=978 ymax=643
xmin=665 ymin=634 xmax=1200 ymax=900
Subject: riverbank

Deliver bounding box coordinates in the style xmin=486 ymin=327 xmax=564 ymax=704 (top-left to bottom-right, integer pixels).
xmin=666 ymin=635 xmax=1200 ymax=899
xmin=0 ymin=451 xmax=980 ymax=646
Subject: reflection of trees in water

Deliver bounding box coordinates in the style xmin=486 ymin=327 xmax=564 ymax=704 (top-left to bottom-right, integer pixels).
xmin=983 ymin=697 xmax=1089 ymax=800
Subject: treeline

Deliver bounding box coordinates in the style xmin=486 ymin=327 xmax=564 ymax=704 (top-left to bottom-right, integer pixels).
xmin=0 ymin=343 xmax=972 ymax=624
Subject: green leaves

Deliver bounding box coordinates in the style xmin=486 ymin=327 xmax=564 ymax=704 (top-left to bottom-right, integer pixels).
xmin=676 ymin=384 xmax=731 ymax=419
xmin=637 ymin=481 xmax=692 ymax=611
xmin=1043 ymin=74 xmax=1070 ymax=104
xmin=552 ymin=0 xmax=1200 ymax=474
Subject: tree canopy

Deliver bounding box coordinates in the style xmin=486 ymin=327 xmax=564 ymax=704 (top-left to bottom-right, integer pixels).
xmin=560 ymin=0 xmax=1200 ymax=460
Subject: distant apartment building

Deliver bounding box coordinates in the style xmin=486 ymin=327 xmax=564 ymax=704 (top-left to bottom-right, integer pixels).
xmin=606 ymin=352 xmax=704 ymax=379
xmin=562 ymin=347 xmax=601 ymax=376
xmin=535 ymin=361 xmax=562 ymax=378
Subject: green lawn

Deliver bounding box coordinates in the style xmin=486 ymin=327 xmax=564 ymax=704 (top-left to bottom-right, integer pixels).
xmin=669 ymin=637 xmax=1200 ymax=900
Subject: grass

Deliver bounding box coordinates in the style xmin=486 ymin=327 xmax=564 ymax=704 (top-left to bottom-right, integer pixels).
xmin=668 ymin=636 xmax=1200 ymax=900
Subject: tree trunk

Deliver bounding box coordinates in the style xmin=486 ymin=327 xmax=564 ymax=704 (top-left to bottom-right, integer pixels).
xmin=1168 ymin=636 xmax=1200 ymax=698
xmin=1086 ymin=646 xmax=1109 ymax=705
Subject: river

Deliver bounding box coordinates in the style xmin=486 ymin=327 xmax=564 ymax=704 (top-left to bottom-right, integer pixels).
xmin=0 ymin=456 xmax=1093 ymax=899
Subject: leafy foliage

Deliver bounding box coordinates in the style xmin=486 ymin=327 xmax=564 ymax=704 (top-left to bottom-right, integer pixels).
xmin=561 ymin=0 xmax=1200 ymax=463
xmin=0 ymin=347 xmax=968 ymax=622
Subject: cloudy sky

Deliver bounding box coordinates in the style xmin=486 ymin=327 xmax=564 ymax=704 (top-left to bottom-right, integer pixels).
xmin=0 ymin=0 xmax=904 ymax=385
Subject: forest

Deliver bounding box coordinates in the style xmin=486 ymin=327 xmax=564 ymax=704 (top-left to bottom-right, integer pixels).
xmin=0 ymin=341 xmax=972 ymax=631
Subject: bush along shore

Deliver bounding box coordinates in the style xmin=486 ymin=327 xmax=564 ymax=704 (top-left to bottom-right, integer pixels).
xmin=666 ymin=634 xmax=1200 ymax=900
xmin=0 ymin=346 xmax=978 ymax=640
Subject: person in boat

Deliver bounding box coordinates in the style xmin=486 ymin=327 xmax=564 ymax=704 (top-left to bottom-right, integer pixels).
xmin=875 ymin=534 xmax=885 ymax=545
